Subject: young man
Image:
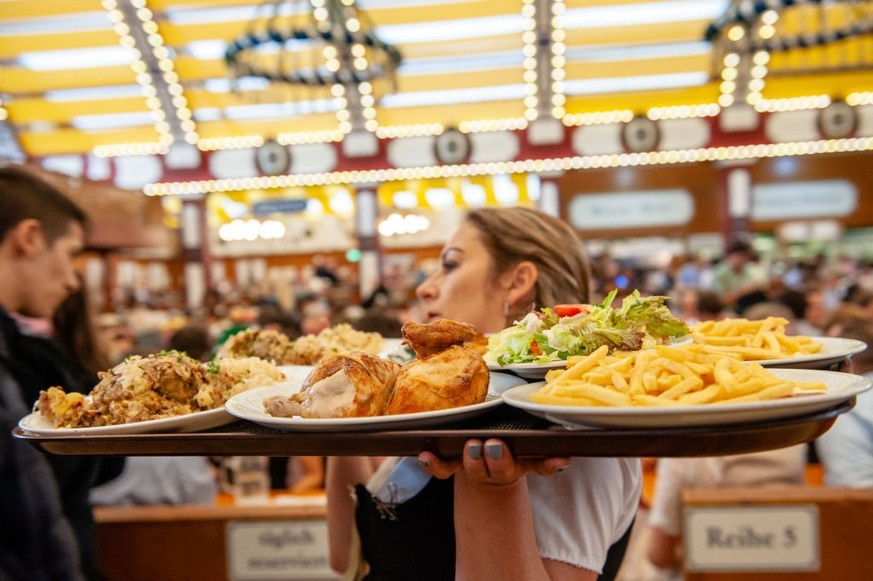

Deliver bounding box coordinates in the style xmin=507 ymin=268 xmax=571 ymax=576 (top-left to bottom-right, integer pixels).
xmin=0 ymin=165 xmax=89 ymax=579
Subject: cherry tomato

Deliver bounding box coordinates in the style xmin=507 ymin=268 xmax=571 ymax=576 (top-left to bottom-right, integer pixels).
xmin=554 ymin=304 xmax=588 ymax=317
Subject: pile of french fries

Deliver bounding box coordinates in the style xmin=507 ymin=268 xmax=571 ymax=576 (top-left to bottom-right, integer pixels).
xmin=690 ymin=316 xmax=822 ymax=360
xmin=533 ymin=343 xmax=827 ymax=408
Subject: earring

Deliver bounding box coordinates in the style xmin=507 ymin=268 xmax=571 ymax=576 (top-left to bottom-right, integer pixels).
xmin=502 ymin=300 xmax=510 ymax=317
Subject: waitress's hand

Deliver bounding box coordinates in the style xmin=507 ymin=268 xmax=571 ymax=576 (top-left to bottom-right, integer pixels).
xmin=418 ymin=438 xmax=570 ymax=485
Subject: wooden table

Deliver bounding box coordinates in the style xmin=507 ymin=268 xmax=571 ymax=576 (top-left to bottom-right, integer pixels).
xmin=13 ymin=401 xmax=850 ymax=459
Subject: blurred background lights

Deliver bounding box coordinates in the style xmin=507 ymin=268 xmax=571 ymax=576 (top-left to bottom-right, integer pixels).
xmin=218 ymin=218 xmax=286 ymax=242
xmin=378 ymin=213 xmax=431 ymax=237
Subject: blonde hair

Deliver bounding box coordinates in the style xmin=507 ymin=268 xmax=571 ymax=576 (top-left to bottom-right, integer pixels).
xmin=464 ymin=207 xmax=592 ymax=313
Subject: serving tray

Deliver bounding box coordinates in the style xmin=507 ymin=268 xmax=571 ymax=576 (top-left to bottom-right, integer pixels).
xmin=13 ymin=400 xmax=850 ymax=459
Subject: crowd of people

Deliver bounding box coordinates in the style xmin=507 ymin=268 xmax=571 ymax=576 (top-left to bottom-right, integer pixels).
xmin=2 ymin=165 xmax=873 ymax=580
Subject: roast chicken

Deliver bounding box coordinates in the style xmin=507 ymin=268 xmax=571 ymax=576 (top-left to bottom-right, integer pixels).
xmin=386 ymin=344 xmax=489 ymax=415
xmin=263 ymin=351 xmax=400 ymax=418
xmin=264 ymin=319 xmax=489 ymax=419
xmin=401 ymin=319 xmax=478 ymax=359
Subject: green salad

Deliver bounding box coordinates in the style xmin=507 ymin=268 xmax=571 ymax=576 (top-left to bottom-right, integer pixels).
xmin=484 ymin=290 xmax=689 ymax=366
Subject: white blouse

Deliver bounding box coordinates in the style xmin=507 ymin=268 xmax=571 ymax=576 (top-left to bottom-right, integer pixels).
xmin=528 ymin=457 xmax=642 ymax=573
xmin=369 ymin=456 xmax=642 ymax=575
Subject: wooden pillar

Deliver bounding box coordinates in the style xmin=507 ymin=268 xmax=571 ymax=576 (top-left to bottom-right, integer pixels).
xmin=355 ymin=185 xmax=381 ymax=304
xmin=179 ymin=196 xmax=211 ymax=311
xmin=537 ymin=171 xmax=564 ymax=218
xmin=717 ymin=163 xmax=754 ymax=246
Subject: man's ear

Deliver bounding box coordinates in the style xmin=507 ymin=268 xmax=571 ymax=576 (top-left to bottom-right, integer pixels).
xmin=502 ymin=261 xmax=538 ymax=307
xmin=8 ymin=219 xmax=45 ymax=257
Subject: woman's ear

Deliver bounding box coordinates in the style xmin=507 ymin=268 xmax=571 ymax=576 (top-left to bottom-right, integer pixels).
xmin=502 ymin=261 xmax=538 ymax=307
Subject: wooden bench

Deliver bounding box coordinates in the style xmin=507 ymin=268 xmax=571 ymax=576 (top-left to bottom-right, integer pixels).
xmin=94 ymin=495 xmax=334 ymax=581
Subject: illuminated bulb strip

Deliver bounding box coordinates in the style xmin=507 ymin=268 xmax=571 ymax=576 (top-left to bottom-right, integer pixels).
xmin=102 ymin=0 xmax=172 ymax=146
xmin=521 ymin=0 xmax=538 ymax=121
xmin=376 ymin=123 xmax=444 ymax=139
xmin=755 ymin=95 xmax=830 ymax=113
xmin=94 ymin=141 xmax=168 ymax=158
xmin=128 ymin=1 xmax=198 ymax=145
xmin=460 ymin=118 xmax=528 ymax=133
xmin=718 ymin=51 xmax=740 ymax=108
xmin=648 ymin=104 xmax=721 ymax=120
xmin=745 ymin=10 xmax=777 ymax=106
xmin=563 ymin=110 xmax=634 ymax=126
xmin=358 ymin=81 xmax=379 ymax=133
xmin=143 ymin=136 xmax=873 ymax=196
xmin=277 ymin=129 xmax=345 ymax=145
xmin=549 ymin=0 xmax=566 ymax=120
xmin=847 ymin=92 xmax=873 ymax=106
xmin=198 ymin=135 xmax=264 ymax=151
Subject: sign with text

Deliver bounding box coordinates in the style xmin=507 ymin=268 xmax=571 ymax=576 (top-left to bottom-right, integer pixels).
xmin=227 ymin=520 xmax=336 ymax=580
xmin=752 ymin=179 xmax=857 ymax=221
xmin=684 ymin=505 xmax=819 ymax=572
xmin=568 ymin=189 xmax=694 ymax=231
xmin=252 ymin=199 xmax=308 ymax=215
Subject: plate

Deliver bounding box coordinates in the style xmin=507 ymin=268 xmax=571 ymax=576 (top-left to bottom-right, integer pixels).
xmin=754 ymin=337 xmax=867 ymax=369
xmin=501 ymin=369 xmax=872 ymax=429
xmin=277 ymin=365 xmax=315 ymax=384
xmin=225 ymin=372 xmax=527 ymax=432
xmin=486 ymin=360 xmax=567 ymax=379
xmin=486 ymin=337 xmax=692 ymax=379
xmin=379 ymin=338 xmax=406 ymax=357
xmin=17 ymin=406 xmax=236 ymax=436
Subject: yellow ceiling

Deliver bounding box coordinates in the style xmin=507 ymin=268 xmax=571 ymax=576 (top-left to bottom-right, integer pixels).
xmin=1 ymin=0 xmax=871 ymax=158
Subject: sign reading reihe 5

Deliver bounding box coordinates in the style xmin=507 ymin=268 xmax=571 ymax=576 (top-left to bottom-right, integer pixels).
xmin=684 ymin=505 xmax=820 ymax=572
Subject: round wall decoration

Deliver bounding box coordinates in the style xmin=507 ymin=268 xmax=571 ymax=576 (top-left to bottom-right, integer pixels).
xmin=621 ymin=116 xmax=660 ymax=153
xmin=818 ymin=101 xmax=858 ymax=139
xmin=255 ymin=139 xmax=292 ymax=176
xmin=434 ymin=128 xmax=472 ymax=164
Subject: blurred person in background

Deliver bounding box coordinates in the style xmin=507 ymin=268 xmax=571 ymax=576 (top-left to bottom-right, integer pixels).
xmin=91 ymin=322 xmax=218 ymax=507
xmin=711 ymin=241 xmax=767 ymax=315
xmin=0 ymin=165 xmax=96 ymax=579
xmin=639 ymin=446 xmax=806 ymax=580
xmin=166 ymin=324 xmax=212 ymax=361
xmin=815 ymin=313 xmax=873 ymax=487
xmin=43 ymin=282 xmax=127 ymax=580
xmin=672 ymin=289 xmax=723 ymax=325
xmin=328 ymin=207 xmax=640 ymax=581
xmin=95 ymin=312 xmax=135 ymax=365
xmin=300 ymin=298 xmax=333 ymax=336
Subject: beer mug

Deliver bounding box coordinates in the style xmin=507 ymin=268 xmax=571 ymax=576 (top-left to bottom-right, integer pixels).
xmin=219 ymin=456 xmax=270 ymax=506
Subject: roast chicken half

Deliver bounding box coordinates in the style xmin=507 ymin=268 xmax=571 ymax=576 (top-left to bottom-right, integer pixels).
xmin=264 ymin=351 xmax=399 ymax=419
xmin=264 ymin=319 xmax=489 ymax=418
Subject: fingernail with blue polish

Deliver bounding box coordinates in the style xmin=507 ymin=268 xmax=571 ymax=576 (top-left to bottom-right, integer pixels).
xmin=468 ymin=443 xmax=482 ymax=460
xmin=418 ymin=458 xmax=430 ymax=469
xmin=485 ymin=443 xmax=503 ymax=460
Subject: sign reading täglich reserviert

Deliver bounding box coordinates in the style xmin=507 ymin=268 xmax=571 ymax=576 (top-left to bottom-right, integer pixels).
xmin=227 ymin=520 xmax=336 ymax=580
xmin=684 ymin=505 xmax=820 ymax=572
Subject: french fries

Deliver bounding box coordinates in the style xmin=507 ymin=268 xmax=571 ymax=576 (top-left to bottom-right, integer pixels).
xmin=690 ymin=317 xmax=822 ymax=360
xmin=531 ymin=344 xmax=827 ymax=407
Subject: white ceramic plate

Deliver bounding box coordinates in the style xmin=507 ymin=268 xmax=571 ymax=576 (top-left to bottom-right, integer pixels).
xmin=17 ymin=369 xmax=305 ymax=437
xmin=17 ymin=406 xmax=236 ymax=436
xmin=225 ymin=372 xmax=527 ymax=432
xmin=277 ymin=365 xmax=315 ymax=383
xmin=501 ymin=369 xmax=871 ymax=429
xmin=486 ymin=360 xmax=567 ymax=379
xmin=486 ymin=337 xmax=692 ymax=379
xmin=754 ymin=337 xmax=867 ymax=369
xmin=379 ymin=338 xmax=406 ymax=358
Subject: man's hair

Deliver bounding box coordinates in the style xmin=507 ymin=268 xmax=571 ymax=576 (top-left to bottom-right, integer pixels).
xmin=0 ymin=165 xmax=88 ymax=244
